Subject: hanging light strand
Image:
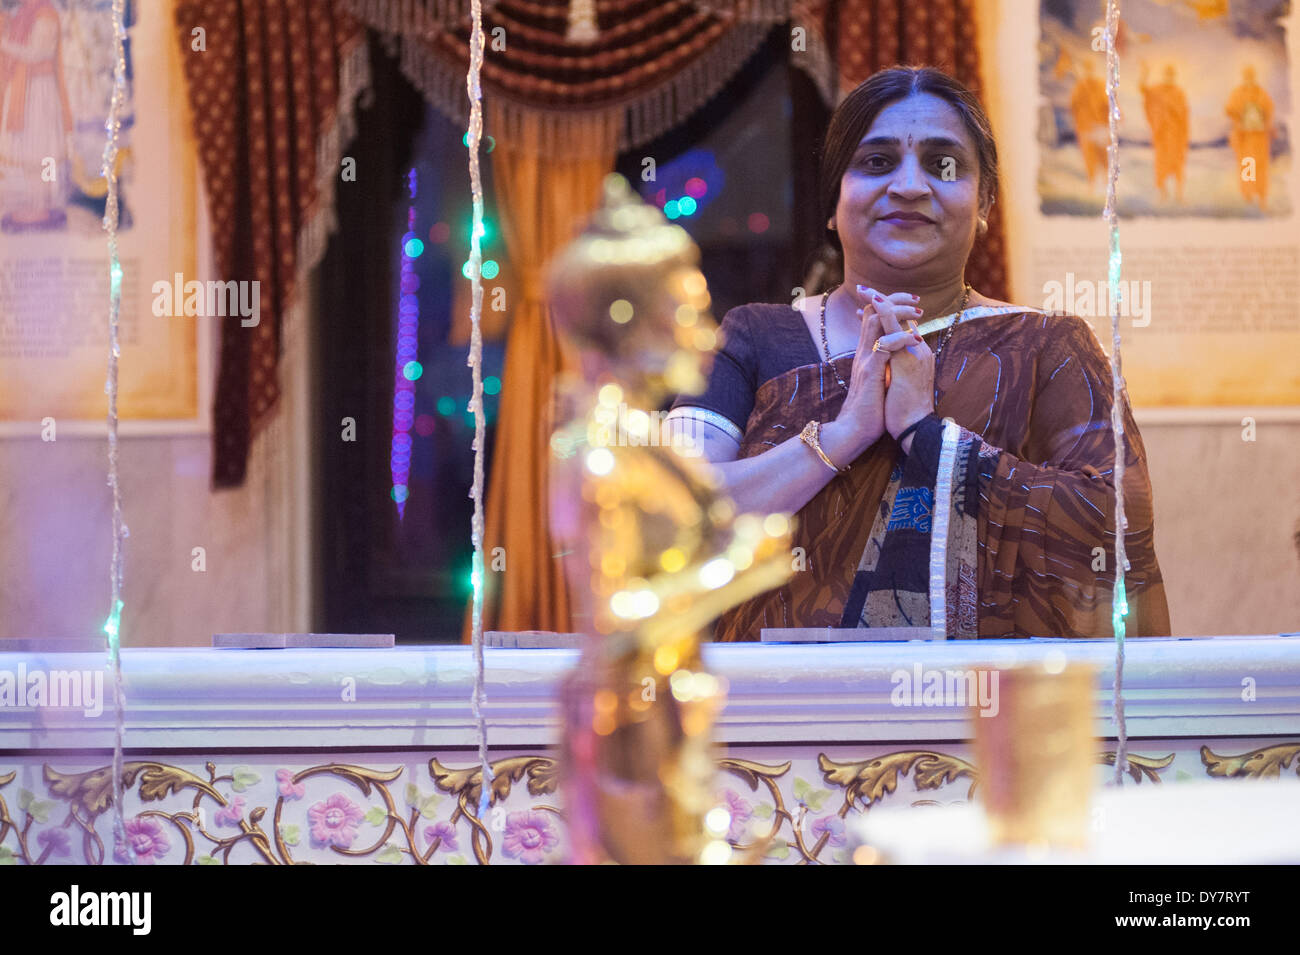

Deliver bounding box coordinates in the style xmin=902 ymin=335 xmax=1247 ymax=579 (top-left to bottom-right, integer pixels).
xmin=465 ymin=0 xmax=494 ymax=818
xmin=101 ymin=0 xmax=132 ymax=860
xmin=1103 ymin=0 xmax=1131 ymax=785
xmin=390 ymin=169 xmax=420 ymax=518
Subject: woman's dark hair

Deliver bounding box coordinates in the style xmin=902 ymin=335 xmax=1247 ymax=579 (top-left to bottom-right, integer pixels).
xmin=817 ymin=66 xmax=999 ymax=261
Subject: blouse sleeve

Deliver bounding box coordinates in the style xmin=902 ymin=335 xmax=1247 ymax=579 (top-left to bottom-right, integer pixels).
xmin=904 ymin=315 xmax=1171 ymax=637
xmin=668 ymin=305 xmax=756 ymax=442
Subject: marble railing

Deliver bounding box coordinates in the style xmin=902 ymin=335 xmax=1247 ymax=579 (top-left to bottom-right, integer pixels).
xmin=1 ymin=637 xmax=1297 ymax=864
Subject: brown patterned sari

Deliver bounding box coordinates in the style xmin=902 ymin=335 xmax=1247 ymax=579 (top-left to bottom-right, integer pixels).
xmin=714 ymin=306 xmax=1171 ymax=641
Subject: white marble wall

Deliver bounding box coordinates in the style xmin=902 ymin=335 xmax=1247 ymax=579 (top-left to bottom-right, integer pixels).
xmin=1141 ymin=420 xmax=1300 ymax=636
xmin=0 ymin=430 xmax=274 ymax=647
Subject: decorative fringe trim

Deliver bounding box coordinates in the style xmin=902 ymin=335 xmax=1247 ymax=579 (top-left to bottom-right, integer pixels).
xmin=789 ymin=14 xmax=836 ymax=106
xmin=286 ymin=35 xmax=372 ymax=346
xmin=372 ymin=18 xmax=773 ymax=157
xmin=344 ymin=0 xmax=838 ymax=143
xmin=694 ymin=0 xmax=794 ymax=22
xmin=619 ymin=21 xmax=770 ymax=152
xmin=341 ymin=0 xmax=500 ymax=32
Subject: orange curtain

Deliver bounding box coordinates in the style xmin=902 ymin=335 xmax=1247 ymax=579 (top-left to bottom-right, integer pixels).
xmin=465 ymin=103 xmax=621 ymax=638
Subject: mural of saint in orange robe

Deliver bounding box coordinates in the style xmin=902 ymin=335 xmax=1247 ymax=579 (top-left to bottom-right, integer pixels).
xmin=1225 ymin=66 xmax=1274 ymax=209
xmin=0 ymin=0 xmax=74 ymax=230
xmin=1140 ymin=64 xmax=1189 ymax=202
xmin=1069 ymin=62 xmax=1109 ymax=188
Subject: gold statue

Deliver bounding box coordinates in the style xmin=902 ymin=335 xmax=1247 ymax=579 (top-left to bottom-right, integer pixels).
xmin=547 ymin=174 xmax=792 ymax=864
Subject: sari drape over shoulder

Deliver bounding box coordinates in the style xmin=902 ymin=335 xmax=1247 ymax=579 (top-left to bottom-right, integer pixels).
xmin=711 ymin=306 xmax=1171 ymax=641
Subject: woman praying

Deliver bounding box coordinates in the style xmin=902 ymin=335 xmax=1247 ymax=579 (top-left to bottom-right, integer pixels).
xmin=666 ymin=66 xmax=1170 ymax=640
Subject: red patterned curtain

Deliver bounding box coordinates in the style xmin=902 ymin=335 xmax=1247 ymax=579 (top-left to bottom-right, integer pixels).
xmin=174 ymin=0 xmax=368 ymax=486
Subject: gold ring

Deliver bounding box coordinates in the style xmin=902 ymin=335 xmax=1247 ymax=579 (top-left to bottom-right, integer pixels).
xmin=872 ymin=339 xmax=883 ymax=352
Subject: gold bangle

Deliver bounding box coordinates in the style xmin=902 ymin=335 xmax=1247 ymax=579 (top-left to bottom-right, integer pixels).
xmin=799 ymin=419 xmax=850 ymax=473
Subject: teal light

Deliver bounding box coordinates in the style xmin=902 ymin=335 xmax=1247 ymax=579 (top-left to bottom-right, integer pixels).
xmin=664 ymin=199 xmax=680 ymax=219
xmin=436 ymin=396 xmax=455 ymax=416
xmin=391 ymin=485 xmax=409 ymax=503
xmin=678 ymin=196 xmax=697 ymax=216
xmin=481 ymin=259 xmax=499 ymax=280
xmin=462 ymin=260 xmax=474 ymax=279
xmin=110 ymin=262 xmax=123 ymax=297
xmin=484 ymin=375 xmax=501 ymax=395
xmin=101 ymin=598 xmax=123 ymax=645
xmin=403 ymin=361 xmax=423 ymax=381
xmin=404 ymin=237 xmax=424 ymax=258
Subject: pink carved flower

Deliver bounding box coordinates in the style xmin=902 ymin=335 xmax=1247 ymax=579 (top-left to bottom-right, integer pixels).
xmin=215 ymin=796 xmax=245 ymax=827
xmin=423 ymin=821 xmax=458 ymax=853
xmin=114 ymin=815 xmax=170 ymax=864
xmin=722 ymin=788 xmax=754 ymax=843
xmin=501 ymin=810 xmax=558 ymax=865
xmin=276 ymin=768 xmax=305 ymax=800
xmin=308 ymin=792 xmax=365 ymax=849
xmin=37 ymin=828 xmax=71 ymax=857
xmin=810 ymin=814 xmax=846 ymax=847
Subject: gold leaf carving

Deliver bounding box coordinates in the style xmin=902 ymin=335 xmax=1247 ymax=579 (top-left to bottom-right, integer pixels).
xmin=819 ymin=750 xmax=977 ymax=811
xmin=526 ymin=759 xmax=560 ymax=797
xmin=429 ymin=756 xmax=556 ymax=808
xmin=718 ymin=758 xmax=792 ymax=792
xmin=1098 ymin=751 xmax=1175 ymax=784
xmin=44 ymin=762 xmax=220 ymax=816
xmin=911 ymin=753 xmax=977 ymax=793
xmin=1201 ymin=742 xmax=1300 ymax=779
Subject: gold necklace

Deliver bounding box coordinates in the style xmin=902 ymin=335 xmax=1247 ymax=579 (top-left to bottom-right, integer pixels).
xmin=819 ymin=284 xmax=850 ymax=391
xmin=933 ymin=283 xmax=973 ymax=365
xmin=819 ymin=282 xmax=972 ymax=391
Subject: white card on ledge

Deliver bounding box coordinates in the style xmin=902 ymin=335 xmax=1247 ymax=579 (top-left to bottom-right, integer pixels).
xmin=760 ymin=627 xmax=941 ymax=642
xmin=212 ymin=633 xmax=395 ymax=649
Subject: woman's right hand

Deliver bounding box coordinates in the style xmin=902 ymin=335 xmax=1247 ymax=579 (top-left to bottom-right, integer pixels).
xmin=827 ymin=286 xmax=923 ymax=460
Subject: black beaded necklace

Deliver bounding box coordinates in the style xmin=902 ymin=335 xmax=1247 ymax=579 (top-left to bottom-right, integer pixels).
xmin=818 ymin=282 xmax=972 ymax=391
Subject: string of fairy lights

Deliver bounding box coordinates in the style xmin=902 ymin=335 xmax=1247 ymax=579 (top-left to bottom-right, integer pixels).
xmin=1104 ymin=0 xmax=1132 ymax=785
xmin=101 ymin=0 xmax=132 ymax=863
xmin=464 ymin=0 xmax=495 ymax=817
xmin=391 ymin=169 xmax=422 ymax=520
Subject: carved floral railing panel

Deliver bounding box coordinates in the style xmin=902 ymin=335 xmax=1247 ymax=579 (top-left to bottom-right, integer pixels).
xmin=1 ymin=741 xmax=1294 ymax=864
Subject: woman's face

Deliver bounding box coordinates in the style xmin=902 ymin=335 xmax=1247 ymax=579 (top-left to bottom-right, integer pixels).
xmin=835 ymin=92 xmax=987 ymax=280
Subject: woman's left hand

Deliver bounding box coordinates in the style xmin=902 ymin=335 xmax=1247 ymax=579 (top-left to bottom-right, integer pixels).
xmin=860 ymin=287 xmax=935 ymax=442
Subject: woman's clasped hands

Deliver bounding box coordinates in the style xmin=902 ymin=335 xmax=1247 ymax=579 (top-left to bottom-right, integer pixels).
xmin=834 ymin=283 xmax=936 ymax=455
